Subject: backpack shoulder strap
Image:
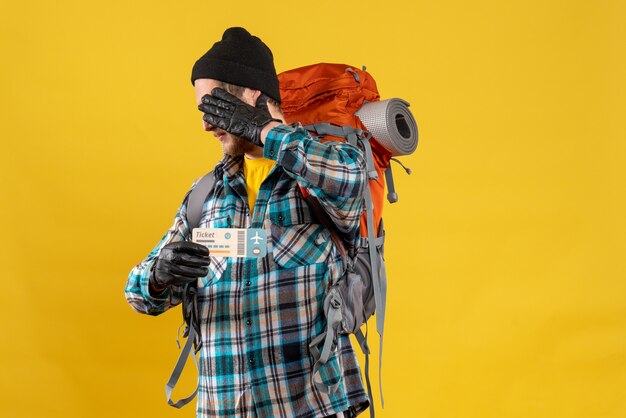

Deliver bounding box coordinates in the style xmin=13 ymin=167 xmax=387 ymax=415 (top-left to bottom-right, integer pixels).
xmin=166 ymin=171 xmax=215 ymax=408
xmin=187 ymin=171 xmax=215 ymax=231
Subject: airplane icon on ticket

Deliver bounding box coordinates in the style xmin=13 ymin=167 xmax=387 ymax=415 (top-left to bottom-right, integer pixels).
xmin=250 ymin=231 xmax=264 ymax=245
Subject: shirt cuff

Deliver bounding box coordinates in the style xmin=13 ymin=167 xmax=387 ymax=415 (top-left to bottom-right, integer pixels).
xmin=263 ymin=124 xmax=299 ymax=161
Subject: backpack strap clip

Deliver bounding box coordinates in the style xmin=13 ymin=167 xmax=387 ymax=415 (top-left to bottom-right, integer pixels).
xmin=357 ymin=132 xmax=379 ymax=180
xmin=358 ymin=234 xmax=385 ymax=249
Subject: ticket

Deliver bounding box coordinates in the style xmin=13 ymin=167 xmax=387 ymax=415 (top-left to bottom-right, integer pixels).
xmin=192 ymin=228 xmax=268 ymax=258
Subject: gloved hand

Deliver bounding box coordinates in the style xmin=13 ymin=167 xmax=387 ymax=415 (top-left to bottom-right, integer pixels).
xmin=198 ymin=88 xmax=281 ymax=148
xmin=149 ymin=241 xmax=210 ymax=292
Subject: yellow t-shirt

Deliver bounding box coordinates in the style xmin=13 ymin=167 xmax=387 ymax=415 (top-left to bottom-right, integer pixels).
xmin=243 ymin=156 xmax=275 ymax=216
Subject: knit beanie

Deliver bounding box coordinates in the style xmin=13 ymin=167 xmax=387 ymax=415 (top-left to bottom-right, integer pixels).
xmin=191 ymin=27 xmax=280 ymax=103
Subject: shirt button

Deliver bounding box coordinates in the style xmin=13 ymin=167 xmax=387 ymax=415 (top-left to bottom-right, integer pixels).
xmin=246 ymin=319 xmax=252 ymax=326
xmin=249 ymin=357 xmax=255 ymax=365
xmin=246 ymin=280 xmax=251 ymax=286
xmin=278 ymin=215 xmax=284 ymax=222
xmin=269 ymin=150 xmax=275 ymax=157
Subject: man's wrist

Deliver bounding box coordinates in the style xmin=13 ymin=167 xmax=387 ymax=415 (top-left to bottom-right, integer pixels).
xmin=260 ymin=121 xmax=282 ymax=145
xmin=148 ymin=268 xmax=169 ymax=296
xmin=149 ymin=280 xmax=168 ymax=296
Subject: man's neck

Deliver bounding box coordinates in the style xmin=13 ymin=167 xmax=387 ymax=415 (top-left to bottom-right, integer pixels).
xmin=244 ymin=145 xmax=265 ymax=160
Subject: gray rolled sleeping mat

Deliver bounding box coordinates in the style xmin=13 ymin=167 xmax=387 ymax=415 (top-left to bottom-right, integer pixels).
xmin=355 ymin=98 xmax=418 ymax=156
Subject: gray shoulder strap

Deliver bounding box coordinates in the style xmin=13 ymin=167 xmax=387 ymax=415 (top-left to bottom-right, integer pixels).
xmin=187 ymin=171 xmax=215 ymax=231
xmin=363 ymin=173 xmax=386 ymax=410
xmin=166 ymin=325 xmax=199 ymax=408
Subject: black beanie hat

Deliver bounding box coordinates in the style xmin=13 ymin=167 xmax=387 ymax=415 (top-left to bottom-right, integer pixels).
xmin=191 ymin=27 xmax=281 ymax=103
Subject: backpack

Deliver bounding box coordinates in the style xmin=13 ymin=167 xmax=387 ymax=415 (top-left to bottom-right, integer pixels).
xmin=168 ymin=64 xmax=418 ymax=416
xmin=277 ymin=63 xmax=418 ymax=417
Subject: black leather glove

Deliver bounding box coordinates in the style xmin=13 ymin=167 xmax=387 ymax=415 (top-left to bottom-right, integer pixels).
xmin=149 ymin=241 xmax=210 ymax=291
xmin=198 ymin=88 xmax=281 ymax=148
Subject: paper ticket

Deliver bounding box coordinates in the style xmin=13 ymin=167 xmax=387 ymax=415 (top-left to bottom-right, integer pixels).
xmin=192 ymin=228 xmax=268 ymax=258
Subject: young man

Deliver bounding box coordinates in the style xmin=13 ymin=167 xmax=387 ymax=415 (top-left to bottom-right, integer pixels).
xmin=125 ymin=27 xmax=369 ymax=418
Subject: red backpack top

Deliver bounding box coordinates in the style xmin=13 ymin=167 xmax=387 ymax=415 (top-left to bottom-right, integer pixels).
xmin=279 ymin=63 xmax=396 ymax=237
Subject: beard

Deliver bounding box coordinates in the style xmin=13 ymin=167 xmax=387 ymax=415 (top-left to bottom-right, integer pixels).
xmin=221 ymin=133 xmax=254 ymax=156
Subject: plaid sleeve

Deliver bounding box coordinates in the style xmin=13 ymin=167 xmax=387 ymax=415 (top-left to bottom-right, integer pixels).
xmin=263 ymin=124 xmax=366 ymax=236
xmin=124 ymin=183 xmax=195 ymax=316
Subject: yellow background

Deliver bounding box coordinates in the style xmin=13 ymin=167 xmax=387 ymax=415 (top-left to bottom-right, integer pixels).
xmin=1 ymin=0 xmax=625 ymax=417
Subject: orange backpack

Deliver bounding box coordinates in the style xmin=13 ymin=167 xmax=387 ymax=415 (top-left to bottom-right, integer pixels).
xmin=280 ymin=63 xmax=392 ymax=235
xmin=278 ymin=63 xmax=418 ymax=417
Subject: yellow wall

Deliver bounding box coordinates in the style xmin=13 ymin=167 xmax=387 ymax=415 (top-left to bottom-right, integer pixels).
xmin=1 ymin=0 xmax=625 ymax=417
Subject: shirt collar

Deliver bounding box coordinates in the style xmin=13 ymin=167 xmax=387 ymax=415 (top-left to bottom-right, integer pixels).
xmin=215 ymin=154 xmax=244 ymax=179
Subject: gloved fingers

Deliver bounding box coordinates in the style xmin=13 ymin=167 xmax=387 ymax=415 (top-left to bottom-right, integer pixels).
xmin=168 ymin=262 xmax=209 ymax=278
xmin=210 ymin=87 xmax=242 ymax=105
xmin=255 ymin=94 xmax=269 ymax=112
xmin=199 ymin=93 xmax=234 ymax=111
xmin=164 ymin=241 xmax=209 ymax=255
xmin=174 ymin=252 xmax=210 ymax=268
xmin=198 ymin=102 xmax=233 ymax=118
xmin=202 ymin=113 xmax=230 ymax=131
xmin=175 ymin=241 xmax=210 ymax=257
xmin=201 ymin=93 xmax=234 ymax=109
xmin=153 ymin=267 xmax=196 ymax=287
xmin=164 ymin=273 xmax=198 ymax=286
xmin=170 ymin=265 xmax=209 ymax=282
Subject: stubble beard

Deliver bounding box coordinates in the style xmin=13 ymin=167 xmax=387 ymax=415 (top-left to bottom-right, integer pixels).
xmin=221 ymin=134 xmax=253 ymax=157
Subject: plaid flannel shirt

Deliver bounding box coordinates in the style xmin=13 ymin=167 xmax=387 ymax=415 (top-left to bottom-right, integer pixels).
xmin=125 ymin=124 xmax=370 ymax=417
